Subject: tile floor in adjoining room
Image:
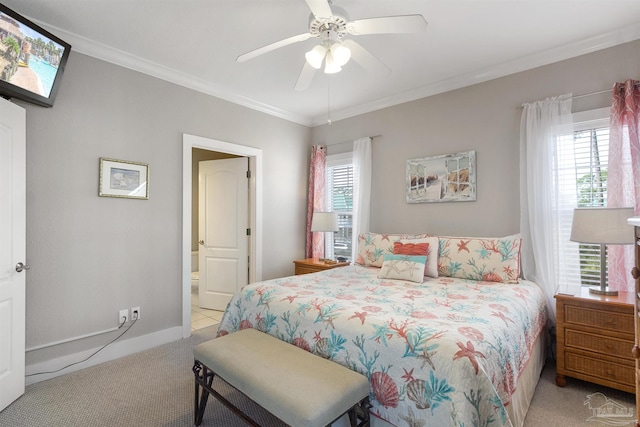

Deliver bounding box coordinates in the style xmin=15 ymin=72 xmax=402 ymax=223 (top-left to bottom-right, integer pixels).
xmin=191 ymin=272 xmax=225 ymax=331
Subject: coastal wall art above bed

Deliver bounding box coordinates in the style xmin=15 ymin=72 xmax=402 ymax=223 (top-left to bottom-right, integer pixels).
xmin=406 ymin=150 xmax=476 ymax=203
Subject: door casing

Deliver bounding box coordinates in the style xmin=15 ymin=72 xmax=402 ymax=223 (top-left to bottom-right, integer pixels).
xmin=182 ymin=134 xmax=262 ymax=338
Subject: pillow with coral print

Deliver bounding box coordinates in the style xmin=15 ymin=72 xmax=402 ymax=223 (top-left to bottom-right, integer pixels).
xmin=355 ymin=232 xmax=430 ymax=267
xmin=396 ymin=236 xmax=439 ymax=278
xmin=437 ymin=234 xmax=521 ymax=283
xmin=378 ymin=254 xmax=427 ymax=283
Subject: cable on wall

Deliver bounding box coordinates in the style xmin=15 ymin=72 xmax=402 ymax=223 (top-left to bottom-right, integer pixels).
xmin=26 ymin=318 xmax=138 ymax=377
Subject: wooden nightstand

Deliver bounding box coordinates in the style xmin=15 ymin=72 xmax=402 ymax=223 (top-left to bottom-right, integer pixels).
xmin=293 ymin=258 xmax=350 ymax=275
xmin=555 ymin=288 xmax=635 ymax=393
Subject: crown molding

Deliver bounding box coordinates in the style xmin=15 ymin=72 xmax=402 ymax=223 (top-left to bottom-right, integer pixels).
xmin=29 ymin=17 xmax=640 ymax=128
xmin=29 ymin=19 xmax=313 ymax=126
xmin=310 ymin=21 xmax=640 ymax=126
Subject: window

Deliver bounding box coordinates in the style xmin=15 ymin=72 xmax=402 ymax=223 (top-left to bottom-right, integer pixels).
xmin=325 ymin=153 xmax=353 ymax=260
xmin=556 ymin=108 xmax=610 ymax=288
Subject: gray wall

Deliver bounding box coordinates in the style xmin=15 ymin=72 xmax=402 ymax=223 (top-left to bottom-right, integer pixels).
xmin=312 ymin=40 xmax=640 ymax=238
xmin=20 ymin=52 xmax=310 ymax=365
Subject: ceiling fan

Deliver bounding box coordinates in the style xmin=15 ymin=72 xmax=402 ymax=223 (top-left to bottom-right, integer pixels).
xmin=236 ymin=0 xmax=428 ymax=91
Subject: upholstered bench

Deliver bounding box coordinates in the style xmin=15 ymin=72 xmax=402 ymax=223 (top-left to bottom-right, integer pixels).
xmin=193 ymin=328 xmax=370 ymax=427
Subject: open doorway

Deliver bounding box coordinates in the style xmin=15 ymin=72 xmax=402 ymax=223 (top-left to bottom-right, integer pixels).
xmin=182 ymin=134 xmax=263 ymax=338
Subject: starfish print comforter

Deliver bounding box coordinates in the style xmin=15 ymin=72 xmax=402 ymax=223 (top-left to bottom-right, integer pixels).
xmin=216 ymin=265 xmax=547 ymax=427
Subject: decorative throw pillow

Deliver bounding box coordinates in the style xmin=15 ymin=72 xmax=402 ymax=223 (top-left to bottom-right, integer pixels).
xmin=437 ymin=234 xmax=522 ymax=283
xmin=397 ymin=236 xmax=439 ymax=278
xmin=393 ymin=241 xmax=429 ymax=256
xmin=355 ymin=232 xmax=430 ymax=267
xmin=378 ymin=254 xmax=427 ymax=283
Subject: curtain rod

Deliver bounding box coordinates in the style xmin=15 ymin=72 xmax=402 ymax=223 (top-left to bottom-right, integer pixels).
xmin=519 ymin=89 xmax=608 ymax=108
xmin=325 ymin=134 xmax=382 ymax=146
xmin=520 ymin=82 xmax=640 ymax=107
xmin=574 ymin=81 xmax=640 ymax=99
xmin=572 ymin=88 xmax=611 ymax=99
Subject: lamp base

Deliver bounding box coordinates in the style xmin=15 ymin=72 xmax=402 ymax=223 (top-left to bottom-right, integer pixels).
xmin=588 ymin=286 xmax=618 ymax=296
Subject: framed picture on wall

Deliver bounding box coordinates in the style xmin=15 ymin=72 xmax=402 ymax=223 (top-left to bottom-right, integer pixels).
xmin=406 ymin=150 xmax=476 ymax=203
xmin=98 ymin=158 xmax=149 ymax=199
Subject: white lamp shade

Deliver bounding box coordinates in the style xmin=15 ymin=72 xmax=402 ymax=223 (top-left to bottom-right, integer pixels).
xmin=305 ymin=45 xmax=326 ymax=69
xmin=570 ymin=207 xmax=635 ymax=244
xmin=311 ymin=212 xmax=338 ymax=232
xmin=323 ymin=51 xmax=342 ymax=74
xmin=330 ymin=42 xmax=351 ymax=67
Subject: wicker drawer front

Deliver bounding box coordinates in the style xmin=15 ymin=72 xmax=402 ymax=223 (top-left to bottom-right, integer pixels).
xmin=565 ymin=330 xmax=633 ymax=360
xmin=565 ymin=352 xmax=634 ymax=385
xmin=565 ymin=305 xmax=633 ymax=333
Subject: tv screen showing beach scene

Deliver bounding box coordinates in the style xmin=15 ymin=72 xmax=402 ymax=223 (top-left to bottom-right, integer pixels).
xmin=0 ymin=4 xmax=71 ymax=107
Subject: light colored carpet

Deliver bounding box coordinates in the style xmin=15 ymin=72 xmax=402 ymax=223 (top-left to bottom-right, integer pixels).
xmin=524 ymin=359 xmax=635 ymax=427
xmin=0 ymin=327 xmax=635 ymax=427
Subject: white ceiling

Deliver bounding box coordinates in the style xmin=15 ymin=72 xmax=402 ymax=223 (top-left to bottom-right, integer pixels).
xmin=6 ymin=0 xmax=640 ymax=126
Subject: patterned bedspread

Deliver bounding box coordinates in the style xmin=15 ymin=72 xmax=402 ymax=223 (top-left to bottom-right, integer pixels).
xmin=217 ymin=265 xmax=548 ymax=427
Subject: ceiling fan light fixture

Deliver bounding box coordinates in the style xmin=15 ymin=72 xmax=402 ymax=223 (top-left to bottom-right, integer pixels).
xmin=305 ymin=45 xmax=326 ymax=69
xmin=324 ymin=50 xmax=342 ymax=74
xmin=330 ymin=42 xmax=351 ymax=67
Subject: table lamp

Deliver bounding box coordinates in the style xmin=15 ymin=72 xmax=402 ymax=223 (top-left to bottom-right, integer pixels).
xmin=570 ymin=207 xmax=635 ymax=295
xmin=311 ymin=211 xmax=338 ymax=263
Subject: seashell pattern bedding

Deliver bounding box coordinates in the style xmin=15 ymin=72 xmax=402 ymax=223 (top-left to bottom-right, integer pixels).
xmin=216 ymin=264 xmax=548 ymax=427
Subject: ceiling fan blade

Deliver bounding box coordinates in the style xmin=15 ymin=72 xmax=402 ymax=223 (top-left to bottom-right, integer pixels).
xmin=304 ymin=0 xmax=333 ymax=20
xmin=295 ymin=62 xmax=317 ymax=91
xmin=342 ymin=39 xmax=391 ymax=78
xmin=347 ymin=15 xmax=427 ymax=35
xmin=237 ymin=33 xmax=312 ymax=63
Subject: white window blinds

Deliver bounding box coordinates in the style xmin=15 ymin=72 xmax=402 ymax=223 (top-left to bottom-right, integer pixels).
xmin=326 ymin=153 xmax=353 ymax=260
xmin=556 ymin=109 xmax=610 ymax=288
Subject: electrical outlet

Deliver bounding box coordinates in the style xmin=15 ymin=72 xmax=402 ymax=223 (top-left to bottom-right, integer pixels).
xmin=131 ymin=306 xmax=140 ymax=321
xmin=119 ymin=309 xmax=129 ymax=324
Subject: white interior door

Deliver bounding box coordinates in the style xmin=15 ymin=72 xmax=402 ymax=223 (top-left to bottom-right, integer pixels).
xmin=0 ymin=98 xmax=26 ymax=411
xmin=198 ymin=158 xmax=249 ymax=310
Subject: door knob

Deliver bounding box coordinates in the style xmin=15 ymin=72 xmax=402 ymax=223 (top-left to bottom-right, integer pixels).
xmin=199 ymin=240 xmax=205 ymax=246
xmin=15 ymin=262 xmax=30 ymax=273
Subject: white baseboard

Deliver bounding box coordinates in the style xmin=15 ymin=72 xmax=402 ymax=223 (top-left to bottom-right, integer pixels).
xmin=25 ymin=326 xmax=183 ymax=385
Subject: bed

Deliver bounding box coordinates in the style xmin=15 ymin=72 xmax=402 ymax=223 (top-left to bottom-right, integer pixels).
xmin=216 ymin=233 xmax=548 ymax=427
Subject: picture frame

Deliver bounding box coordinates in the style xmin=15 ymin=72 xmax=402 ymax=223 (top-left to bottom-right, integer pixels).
xmin=98 ymin=158 xmax=149 ymax=199
xmin=406 ymin=150 xmax=476 ymax=203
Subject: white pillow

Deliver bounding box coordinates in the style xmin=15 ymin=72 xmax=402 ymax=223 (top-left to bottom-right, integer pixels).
xmin=378 ymin=254 xmax=427 ymax=283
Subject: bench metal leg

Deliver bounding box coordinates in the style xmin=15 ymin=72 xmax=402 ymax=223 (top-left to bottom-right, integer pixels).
xmin=192 ymin=361 xmax=213 ymax=426
xmin=350 ymin=397 xmax=371 ymax=427
xmin=193 ymin=359 xmax=262 ymax=426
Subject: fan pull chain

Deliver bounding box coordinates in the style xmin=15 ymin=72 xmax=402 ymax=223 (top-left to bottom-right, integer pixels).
xmin=327 ymin=77 xmax=332 ymax=125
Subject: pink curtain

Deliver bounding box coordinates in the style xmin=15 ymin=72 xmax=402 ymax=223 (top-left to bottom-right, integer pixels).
xmin=305 ymin=145 xmax=326 ymax=259
xmin=607 ymin=80 xmax=640 ymax=292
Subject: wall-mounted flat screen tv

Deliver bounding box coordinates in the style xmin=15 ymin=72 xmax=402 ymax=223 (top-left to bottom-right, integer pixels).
xmin=0 ymin=3 xmax=71 ymax=107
